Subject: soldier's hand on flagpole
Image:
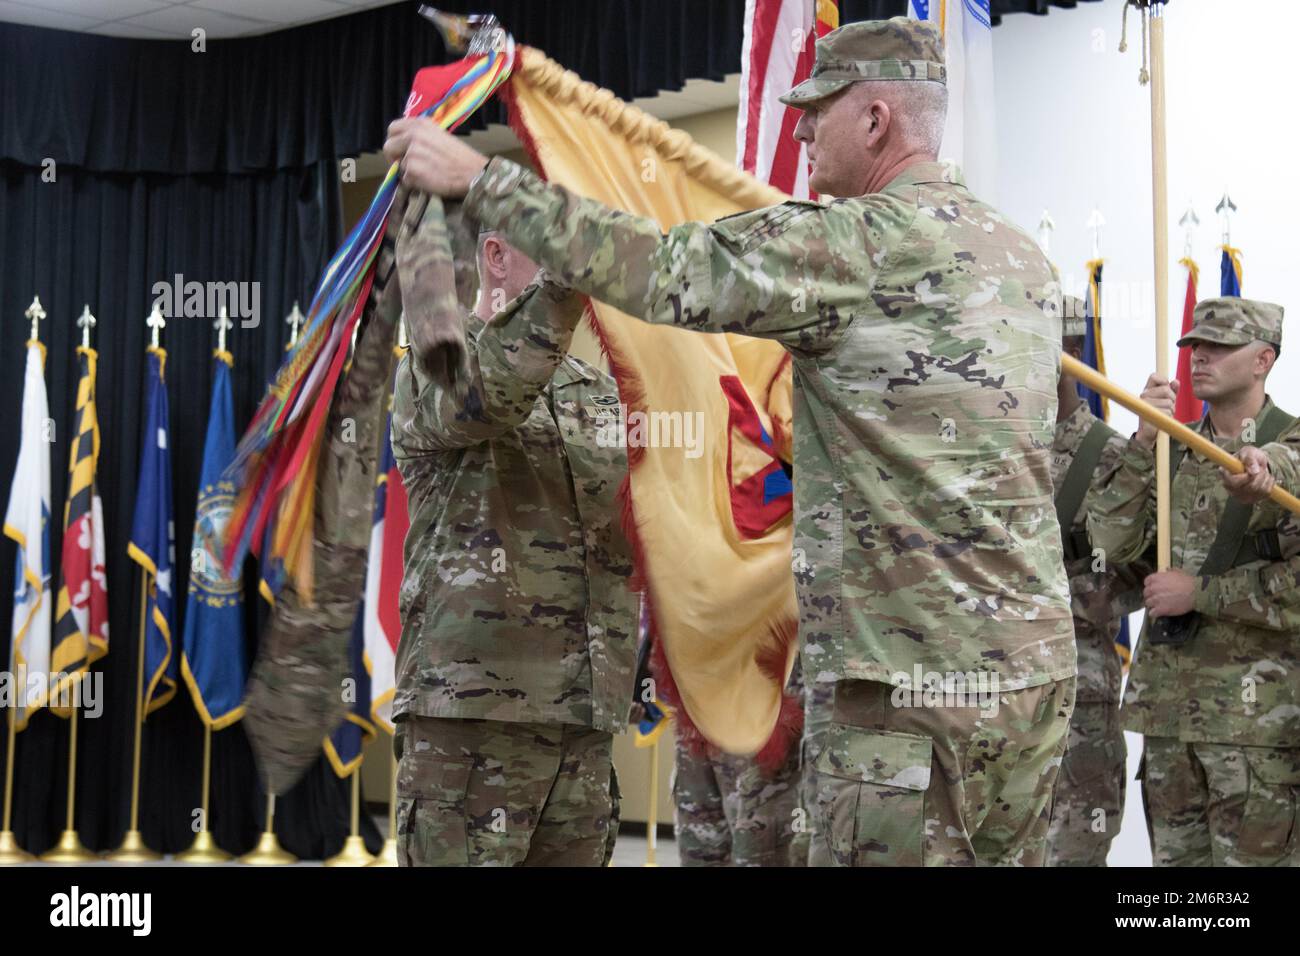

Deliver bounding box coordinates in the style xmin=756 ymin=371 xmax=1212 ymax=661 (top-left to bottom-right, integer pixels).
xmin=384 ymin=118 xmax=489 ymax=198
xmin=1143 ymin=569 xmax=1196 ymax=618
xmin=1222 ymin=446 xmax=1275 ymax=504
xmin=1135 ymin=374 xmax=1178 ymax=449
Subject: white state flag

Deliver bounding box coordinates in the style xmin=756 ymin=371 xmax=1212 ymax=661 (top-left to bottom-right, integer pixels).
xmin=909 ymin=0 xmax=998 ymax=201
xmin=4 ymin=342 xmax=53 ymax=729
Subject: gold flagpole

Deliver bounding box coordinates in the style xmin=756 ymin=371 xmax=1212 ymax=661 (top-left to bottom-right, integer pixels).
xmin=106 ymin=572 xmax=160 ymax=861
xmin=325 ymin=765 xmax=374 ymax=866
xmin=643 ymin=738 xmax=659 ymax=867
xmin=238 ymin=792 xmax=296 ymax=865
xmin=367 ymin=739 xmax=399 ymax=866
xmin=177 ymin=724 xmax=230 ymax=863
xmin=43 ymin=309 xmax=102 ymax=864
xmin=39 ymin=700 xmax=97 ymax=862
xmin=0 ymin=702 xmax=33 ymax=863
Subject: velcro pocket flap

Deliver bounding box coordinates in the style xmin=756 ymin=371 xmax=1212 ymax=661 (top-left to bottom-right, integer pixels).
xmin=397 ymin=751 xmax=472 ymax=799
xmin=1244 ymin=747 xmax=1300 ymax=786
xmin=815 ymin=724 xmax=933 ymax=791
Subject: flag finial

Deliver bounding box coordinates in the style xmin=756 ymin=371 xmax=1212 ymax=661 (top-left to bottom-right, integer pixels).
xmin=1087 ymin=207 xmax=1106 ymax=260
xmin=1216 ymin=190 xmax=1237 ymax=244
xmin=215 ymin=306 xmax=233 ymax=354
xmin=1037 ymin=210 xmax=1055 ymax=257
xmin=24 ymin=296 xmax=45 ymax=342
xmin=417 ymin=7 xmax=503 ymax=55
xmin=78 ymin=305 xmax=97 ymax=349
xmin=1179 ymin=202 xmax=1199 ymax=259
xmin=147 ymin=304 xmax=166 ymax=349
xmin=286 ymin=302 xmax=303 ymax=347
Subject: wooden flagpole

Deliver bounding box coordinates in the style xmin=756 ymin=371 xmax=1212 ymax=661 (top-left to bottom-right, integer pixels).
xmin=1063 ymin=354 xmax=1300 ymax=516
xmin=1148 ymin=1 xmax=1173 ymax=571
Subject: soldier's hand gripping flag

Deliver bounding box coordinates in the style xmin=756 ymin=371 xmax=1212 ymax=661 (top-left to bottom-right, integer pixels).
xmin=181 ymin=350 xmax=246 ymax=729
xmin=128 ymin=347 xmax=178 ymax=714
xmin=50 ymin=345 xmax=108 ymax=715
xmin=4 ymin=339 xmax=52 ymax=729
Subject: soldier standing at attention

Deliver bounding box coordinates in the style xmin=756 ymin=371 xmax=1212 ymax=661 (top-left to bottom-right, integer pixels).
xmin=389 ymin=229 xmax=638 ymax=866
xmin=385 ymin=16 xmax=1075 ymax=866
xmin=1044 ymin=296 xmax=1147 ymax=866
xmin=1089 ymin=297 xmax=1300 ymax=866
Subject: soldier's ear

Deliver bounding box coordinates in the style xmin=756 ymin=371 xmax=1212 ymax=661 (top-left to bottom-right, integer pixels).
xmin=482 ymin=235 xmax=508 ymax=279
xmin=864 ymin=99 xmax=890 ymax=146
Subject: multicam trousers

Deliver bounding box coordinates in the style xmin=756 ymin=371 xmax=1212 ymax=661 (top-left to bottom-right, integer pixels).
xmin=805 ymin=677 xmax=1075 ymax=866
xmin=1045 ymin=700 xmax=1127 ymax=866
xmin=1140 ymin=737 xmax=1300 ymax=867
xmin=395 ymin=715 xmax=620 ymax=866
xmin=671 ymin=736 xmax=803 ymax=866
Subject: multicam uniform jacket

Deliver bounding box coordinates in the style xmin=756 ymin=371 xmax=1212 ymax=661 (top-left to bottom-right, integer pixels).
xmin=464 ymin=157 xmax=1074 ymax=708
xmin=391 ymin=278 xmax=638 ymax=734
xmin=1088 ymin=397 xmax=1300 ymax=747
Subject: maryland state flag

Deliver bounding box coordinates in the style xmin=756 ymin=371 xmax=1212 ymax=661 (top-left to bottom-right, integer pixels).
xmin=362 ymin=410 xmax=407 ymax=733
xmin=1221 ymin=244 xmax=1243 ymax=296
xmin=504 ymin=48 xmax=799 ymax=762
xmin=325 ymin=603 xmax=376 ymax=776
xmin=4 ymin=340 xmax=52 ymax=730
xmin=181 ymin=351 xmax=246 ymax=729
xmin=128 ymin=347 xmax=178 ymax=714
xmin=50 ymin=346 xmax=108 ymax=714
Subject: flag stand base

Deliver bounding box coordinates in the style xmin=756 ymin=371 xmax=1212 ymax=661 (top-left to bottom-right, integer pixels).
xmin=367 ymin=837 xmax=398 ymax=867
xmin=324 ymin=835 xmax=374 ymax=867
xmin=176 ymin=829 xmax=231 ymax=864
xmin=39 ymin=830 xmax=98 ymax=863
xmin=105 ymin=828 xmax=161 ymax=862
xmin=238 ymin=830 xmax=297 ymax=865
xmin=0 ymin=830 xmax=33 ymax=864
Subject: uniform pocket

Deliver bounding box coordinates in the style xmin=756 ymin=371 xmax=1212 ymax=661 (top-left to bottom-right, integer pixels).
xmin=396 ymin=750 xmax=473 ymax=867
xmin=1238 ymin=747 xmax=1300 ymax=864
xmin=812 ymin=724 xmax=932 ymax=867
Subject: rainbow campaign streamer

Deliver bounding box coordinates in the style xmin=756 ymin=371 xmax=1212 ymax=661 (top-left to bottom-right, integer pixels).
xmin=223 ymin=20 xmax=514 ymax=602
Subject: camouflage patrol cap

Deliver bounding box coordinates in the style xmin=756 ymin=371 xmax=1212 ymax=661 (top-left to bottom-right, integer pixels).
xmin=1176 ymin=296 xmax=1284 ymax=350
xmin=1062 ymin=295 xmax=1088 ymax=338
xmin=779 ymin=17 xmax=947 ymax=109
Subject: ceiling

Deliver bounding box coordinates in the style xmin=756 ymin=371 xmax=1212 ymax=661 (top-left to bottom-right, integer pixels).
xmin=0 ymin=0 xmax=404 ymax=39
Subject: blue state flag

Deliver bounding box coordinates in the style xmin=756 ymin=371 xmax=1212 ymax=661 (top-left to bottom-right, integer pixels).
xmin=1077 ymin=260 xmax=1109 ymax=421
xmin=325 ymin=601 xmax=376 ymax=776
xmin=128 ymin=347 xmax=178 ymax=714
xmin=181 ymin=352 xmax=246 ymax=729
xmin=1221 ymin=245 xmax=1242 ymax=296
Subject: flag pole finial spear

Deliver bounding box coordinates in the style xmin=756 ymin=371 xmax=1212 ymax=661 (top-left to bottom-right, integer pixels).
xmin=1216 ymin=190 xmax=1237 ymax=245
xmin=147 ymin=304 xmax=166 ymax=350
xmin=24 ymin=296 xmax=45 ymax=343
xmin=77 ymin=305 xmax=96 ymax=349
xmin=1179 ymin=202 xmax=1200 ymax=260
xmin=1037 ymin=210 xmax=1055 ymax=258
xmin=215 ymin=306 xmax=233 ymax=355
xmin=1086 ymin=207 xmax=1106 ymax=261
xmin=286 ymin=302 xmax=303 ymax=347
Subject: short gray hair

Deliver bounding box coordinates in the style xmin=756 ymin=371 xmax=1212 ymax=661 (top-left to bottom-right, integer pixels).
xmin=851 ymin=80 xmax=948 ymax=156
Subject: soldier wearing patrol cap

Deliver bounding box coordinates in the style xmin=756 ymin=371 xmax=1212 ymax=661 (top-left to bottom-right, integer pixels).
xmin=1090 ymin=296 xmax=1300 ymax=866
xmin=386 ymin=16 xmax=1076 ymax=866
xmin=1044 ymin=296 xmax=1149 ymax=866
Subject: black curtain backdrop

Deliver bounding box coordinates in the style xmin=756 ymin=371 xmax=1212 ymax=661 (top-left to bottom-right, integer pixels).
xmin=0 ymin=0 xmax=1099 ymax=857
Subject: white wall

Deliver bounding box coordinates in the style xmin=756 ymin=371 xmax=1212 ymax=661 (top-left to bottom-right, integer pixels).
xmin=993 ymin=0 xmax=1300 ymax=867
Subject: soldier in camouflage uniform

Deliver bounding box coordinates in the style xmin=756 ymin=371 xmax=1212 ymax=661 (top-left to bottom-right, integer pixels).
xmin=1089 ymin=296 xmax=1300 ymax=866
xmin=385 ymin=16 xmax=1075 ymax=866
xmin=1043 ymin=296 xmax=1147 ymax=866
xmin=389 ymin=230 xmax=639 ymax=866
xmin=671 ymin=662 xmax=804 ymax=866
